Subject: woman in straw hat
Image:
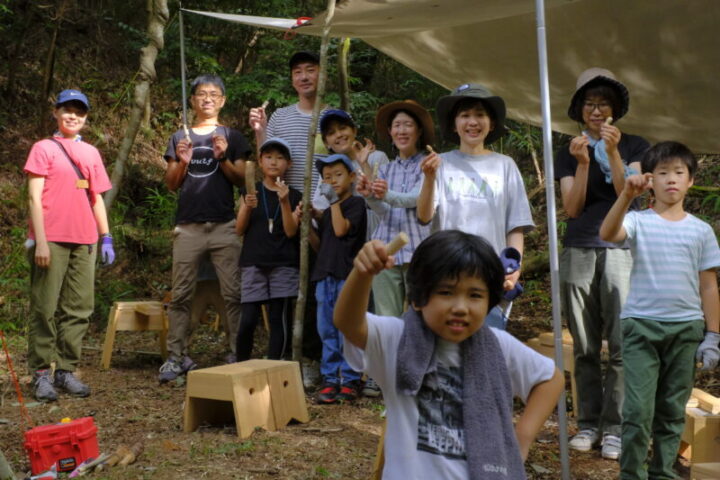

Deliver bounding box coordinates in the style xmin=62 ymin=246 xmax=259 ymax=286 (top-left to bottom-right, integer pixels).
xmin=555 ymin=68 xmax=649 ymax=460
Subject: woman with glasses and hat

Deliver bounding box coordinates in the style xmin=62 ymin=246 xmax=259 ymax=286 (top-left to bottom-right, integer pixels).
xmin=24 ymin=89 xmax=115 ymax=402
xmin=555 ymin=68 xmax=649 ymax=460
xmin=417 ymin=84 xmax=535 ymax=331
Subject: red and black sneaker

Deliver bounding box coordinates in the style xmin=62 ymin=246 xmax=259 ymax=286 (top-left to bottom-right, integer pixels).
xmin=335 ymin=381 xmax=360 ymax=403
xmin=316 ymin=383 xmax=339 ymax=404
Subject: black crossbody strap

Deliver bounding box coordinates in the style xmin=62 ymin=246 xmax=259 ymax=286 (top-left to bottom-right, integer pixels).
xmin=48 ymin=137 xmax=93 ymax=206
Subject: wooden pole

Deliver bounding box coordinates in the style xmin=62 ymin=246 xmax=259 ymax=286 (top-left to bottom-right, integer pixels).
xmin=292 ymin=0 xmax=337 ymax=361
xmin=338 ymin=37 xmax=351 ymax=111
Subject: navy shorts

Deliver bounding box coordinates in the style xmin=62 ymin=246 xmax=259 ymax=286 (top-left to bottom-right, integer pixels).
xmin=241 ymin=265 xmax=299 ymax=303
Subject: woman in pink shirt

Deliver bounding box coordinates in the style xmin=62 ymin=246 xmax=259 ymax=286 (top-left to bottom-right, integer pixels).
xmin=24 ymin=89 xmax=114 ymax=402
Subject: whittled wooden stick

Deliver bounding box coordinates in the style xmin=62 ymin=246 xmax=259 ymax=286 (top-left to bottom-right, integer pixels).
xmin=426 ymin=145 xmax=436 ymax=154
xmin=386 ymin=232 xmax=409 ymax=255
xmin=261 ymin=99 xmax=270 ymax=109
xmin=245 ymin=161 xmax=256 ymax=195
xmin=605 ymin=116 xmax=613 ymax=125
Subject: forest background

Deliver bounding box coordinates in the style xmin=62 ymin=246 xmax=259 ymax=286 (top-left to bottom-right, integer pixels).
xmin=0 ymin=0 xmax=718 ymax=479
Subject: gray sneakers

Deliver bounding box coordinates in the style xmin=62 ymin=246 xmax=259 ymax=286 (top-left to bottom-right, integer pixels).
xmin=362 ymin=377 xmax=382 ymax=398
xmin=568 ymin=428 xmax=600 ymax=452
xmin=158 ymin=356 xmax=197 ymax=383
xmin=54 ymin=370 xmax=90 ymax=397
xmin=33 ymin=369 xmax=58 ymax=402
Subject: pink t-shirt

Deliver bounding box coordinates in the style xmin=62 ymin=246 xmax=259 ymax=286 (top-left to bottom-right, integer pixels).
xmin=24 ymin=137 xmax=112 ymax=244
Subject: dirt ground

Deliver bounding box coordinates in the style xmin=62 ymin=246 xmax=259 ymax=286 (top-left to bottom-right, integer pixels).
xmin=0 ymin=311 xmax=704 ymax=480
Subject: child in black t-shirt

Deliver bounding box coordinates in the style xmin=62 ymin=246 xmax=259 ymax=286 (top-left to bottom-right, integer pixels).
xmin=310 ymin=153 xmax=367 ymax=403
xmin=235 ymin=138 xmax=302 ymax=361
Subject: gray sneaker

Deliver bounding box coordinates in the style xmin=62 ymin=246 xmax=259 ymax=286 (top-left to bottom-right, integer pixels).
xmin=34 ymin=369 xmax=58 ymax=402
xmin=601 ymin=434 xmax=621 ymax=460
xmin=362 ymin=377 xmax=382 ymax=398
xmin=54 ymin=370 xmax=90 ymax=397
xmin=569 ymin=428 xmax=600 ymax=452
xmin=158 ymin=356 xmax=197 ymax=383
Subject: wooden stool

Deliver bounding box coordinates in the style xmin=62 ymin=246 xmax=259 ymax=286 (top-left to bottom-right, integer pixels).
xmin=100 ymin=301 xmax=168 ymax=369
xmin=680 ymin=406 xmax=720 ymax=465
xmin=691 ymin=462 xmax=720 ymax=480
xmin=183 ymin=359 xmax=308 ymax=439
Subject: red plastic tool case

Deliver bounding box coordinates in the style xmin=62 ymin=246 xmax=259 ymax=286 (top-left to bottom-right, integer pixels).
xmin=24 ymin=416 xmax=99 ymax=474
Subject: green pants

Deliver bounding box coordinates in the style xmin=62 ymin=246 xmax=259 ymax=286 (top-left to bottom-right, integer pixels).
xmin=620 ymin=317 xmax=704 ymax=480
xmin=371 ymin=264 xmax=410 ymax=317
xmin=28 ymin=242 xmax=96 ymax=372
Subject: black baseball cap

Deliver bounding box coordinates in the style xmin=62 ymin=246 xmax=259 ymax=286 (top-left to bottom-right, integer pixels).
xmin=289 ymin=51 xmax=320 ymax=69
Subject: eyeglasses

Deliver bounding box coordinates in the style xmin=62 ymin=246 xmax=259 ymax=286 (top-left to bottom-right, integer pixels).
xmin=583 ymin=101 xmax=611 ymax=113
xmin=194 ymin=91 xmax=223 ymax=99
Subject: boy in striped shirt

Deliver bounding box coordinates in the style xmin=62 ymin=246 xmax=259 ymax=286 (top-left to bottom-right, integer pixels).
xmin=600 ymin=141 xmax=720 ymax=479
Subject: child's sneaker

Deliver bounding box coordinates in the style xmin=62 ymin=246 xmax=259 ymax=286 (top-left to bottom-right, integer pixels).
xmin=54 ymin=370 xmax=90 ymax=397
xmin=158 ymin=355 xmax=197 ymax=383
xmin=568 ymin=428 xmax=600 ymax=452
xmin=362 ymin=377 xmax=381 ymax=398
xmin=316 ymin=383 xmax=339 ymax=404
xmin=33 ymin=369 xmax=58 ymax=402
xmin=336 ymin=381 xmax=360 ymax=403
xmin=601 ymin=434 xmax=621 ymax=460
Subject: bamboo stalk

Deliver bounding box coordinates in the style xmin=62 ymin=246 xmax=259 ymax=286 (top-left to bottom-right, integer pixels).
xmin=292 ymin=0 xmax=337 ymax=362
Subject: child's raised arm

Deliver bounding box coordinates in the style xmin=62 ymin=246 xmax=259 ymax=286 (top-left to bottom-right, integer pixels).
xmin=276 ymin=178 xmax=298 ymax=238
xmin=417 ymin=150 xmax=440 ymax=224
xmin=334 ymin=234 xmax=407 ymax=349
xmin=514 ymin=367 xmax=564 ymax=461
xmin=599 ymin=173 xmax=652 ymax=243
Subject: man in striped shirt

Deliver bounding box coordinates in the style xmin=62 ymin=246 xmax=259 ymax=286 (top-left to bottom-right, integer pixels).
xmin=248 ymin=51 xmax=327 ymax=193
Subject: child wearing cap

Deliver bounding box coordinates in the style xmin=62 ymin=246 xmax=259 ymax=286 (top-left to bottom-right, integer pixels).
xmin=417 ymin=84 xmax=534 ymax=330
xmin=599 ymin=141 xmax=720 ymax=479
xmin=555 ymin=67 xmax=650 ymax=459
xmin=309 ymin=153 xmax=367 ymax=403
xmin=24 ymin=89 xmax=115 ymax=402
xmin=335 ymin=230 xmax=563 ymax=478
xmin=235 ymin=138 xmax=302 ymax=361
xmin=314 ymin=109 xmax=389 ymax=234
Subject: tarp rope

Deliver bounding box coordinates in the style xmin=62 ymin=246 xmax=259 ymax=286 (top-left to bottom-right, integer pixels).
xmin=0 ymin=330 xmax=34 ymax=432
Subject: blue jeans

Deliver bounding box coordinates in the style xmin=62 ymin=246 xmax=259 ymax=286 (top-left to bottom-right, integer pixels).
xmin=315 ymin=277 xmax=360 ymax=385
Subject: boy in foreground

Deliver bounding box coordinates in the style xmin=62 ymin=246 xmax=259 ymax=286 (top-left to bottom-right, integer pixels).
xmin=335 ymin=230 xmax=563 ymax=479
xmin=600 ymin=141 xmax=720 ymax=479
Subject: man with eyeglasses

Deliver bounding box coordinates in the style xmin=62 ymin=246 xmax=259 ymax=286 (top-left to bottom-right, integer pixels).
xmin=160 ymin=74 xmax=251 ymax=383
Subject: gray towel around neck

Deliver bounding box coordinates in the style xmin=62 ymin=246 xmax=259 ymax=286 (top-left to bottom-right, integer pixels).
xmin=396 ymin=308 xmax=526 ymax=479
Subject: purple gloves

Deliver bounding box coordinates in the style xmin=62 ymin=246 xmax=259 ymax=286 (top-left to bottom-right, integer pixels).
xmin=100 ymin=234 xmax=115 ymax=265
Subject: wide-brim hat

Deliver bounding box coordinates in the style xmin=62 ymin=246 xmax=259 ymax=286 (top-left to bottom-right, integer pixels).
xmin=56 ymin=89 xmax=90 ymax=110
xmin=315 ymin=153 xmax=355 ymax=175
xmin=260 ymin=137 xmax=292 ymax=160
xmin=567 ymin=67 xmax=629 ymax=122
xmin=375 ymin=100 xmax=435 ymax=147
xmin=436 ymin=83 xmax=507 ymax=145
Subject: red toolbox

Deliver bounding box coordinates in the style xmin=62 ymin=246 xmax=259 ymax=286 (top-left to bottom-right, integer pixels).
xmin=24 ymin=417 xmax=99 ymax=474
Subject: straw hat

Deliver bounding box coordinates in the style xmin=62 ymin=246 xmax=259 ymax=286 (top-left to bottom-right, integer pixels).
xmin=375 ymin=100 xmax=435 ymax=147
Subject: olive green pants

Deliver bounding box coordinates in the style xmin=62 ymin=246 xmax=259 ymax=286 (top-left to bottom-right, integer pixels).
xmin=620 ymin=317 xmax=704 ymax=480
xmin=27 ymin=242 xmax=96 ymax=372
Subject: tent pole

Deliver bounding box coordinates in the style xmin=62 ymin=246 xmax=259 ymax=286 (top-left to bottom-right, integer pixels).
xmin=534 ymin=0 xmax=571 ymax=478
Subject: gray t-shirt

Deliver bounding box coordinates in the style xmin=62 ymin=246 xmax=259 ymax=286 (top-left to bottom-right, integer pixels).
xmin=432 ymin=150 xmax=534 ymax=253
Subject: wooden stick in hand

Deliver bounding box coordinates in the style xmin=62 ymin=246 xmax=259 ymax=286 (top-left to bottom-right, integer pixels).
xmin=386 ymin=232 xmax=409 ymax=255
xmin=605 ymin=117 xmax=613 ymax=125
xmin=426 ymin=145 xmax=436 ymax=154
xmin=245 ymin=161 xmax=256 ymax=195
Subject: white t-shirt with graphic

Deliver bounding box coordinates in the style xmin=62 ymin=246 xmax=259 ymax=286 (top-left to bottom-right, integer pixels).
xmin=432 ymin=150 xmax=534 ymax=253
xmin=344 ymin=313 xmax=555 ymax=479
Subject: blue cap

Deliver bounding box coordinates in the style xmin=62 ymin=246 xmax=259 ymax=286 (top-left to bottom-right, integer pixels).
xmin=315 ymin=153 xmax=355 ymax=175
xmin=319 ymin=109 xmax=355 ymax=134
xmin=260 ymin=137 xmax=292 ymax=159
xmin=56 ymin=89 xmax=90 ymax=110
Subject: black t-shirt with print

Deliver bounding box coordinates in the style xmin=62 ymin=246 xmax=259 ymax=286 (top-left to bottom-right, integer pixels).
xmin=164 ymin=126 xmax=251 ymax=224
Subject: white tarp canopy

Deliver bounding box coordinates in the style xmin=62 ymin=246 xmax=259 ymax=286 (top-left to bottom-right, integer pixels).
xmin=188 ymin=0 xmax=720 ymax=153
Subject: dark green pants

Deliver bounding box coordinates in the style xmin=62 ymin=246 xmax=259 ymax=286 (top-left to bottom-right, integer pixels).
xmin=28 ymin=242 xmax=96 ymax=372
xmin=620 ymin=317 xmax=704 ymax=480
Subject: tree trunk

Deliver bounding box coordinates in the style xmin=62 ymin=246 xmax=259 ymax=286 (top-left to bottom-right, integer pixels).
xmin=292 ymin=0 xmax=337 ymax=361
xmin=234 ymin=29 xmax=262 ymax=74
xmin=104 ymin=0 xmax=169 ymax=210
xmin=40 ymin=0 xmax=70 ymax=121
xmin=338 ymin=37 xmax=351 ymax=111
xmin=4 ymin=0 xmax=33 ymax=97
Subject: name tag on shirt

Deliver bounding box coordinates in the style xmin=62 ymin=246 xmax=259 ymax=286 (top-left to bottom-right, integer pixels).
xmin=76 ymin=179 xmax=89 ymax=189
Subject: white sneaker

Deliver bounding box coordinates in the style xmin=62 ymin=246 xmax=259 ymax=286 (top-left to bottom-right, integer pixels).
xmin=601 ymin=434 xmax=621 ymax=460
xmin=569 ymin=429 xmax=600 ymax=452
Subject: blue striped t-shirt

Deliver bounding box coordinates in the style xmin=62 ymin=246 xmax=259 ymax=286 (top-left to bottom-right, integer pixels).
xmin=621 ymin=209 xmax=720 ymax=322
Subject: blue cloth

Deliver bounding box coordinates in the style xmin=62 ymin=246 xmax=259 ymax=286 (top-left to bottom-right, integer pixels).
xmin=315 ymin=277 xmax=361 ymax=385
xmin=584 ymin=132 xmax=637 ymax=184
